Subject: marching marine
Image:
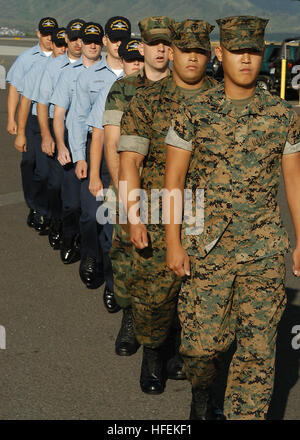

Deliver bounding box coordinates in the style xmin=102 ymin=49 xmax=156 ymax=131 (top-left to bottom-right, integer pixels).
xmin=164 ymin=16 xmax=300 ymax=419
xmin=118 ymin=19 xmax=218 ymax=395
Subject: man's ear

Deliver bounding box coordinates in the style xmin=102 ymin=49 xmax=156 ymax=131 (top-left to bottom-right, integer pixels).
xmin=37 ymin=30 xmax=41 ymax=39
xmin=102 ymin=35 xmax=108 ymax=47
xmin=214 ymin=45 xmax=223 ymax=62
xmin=138 ymin=42 xmax=144 ymax=57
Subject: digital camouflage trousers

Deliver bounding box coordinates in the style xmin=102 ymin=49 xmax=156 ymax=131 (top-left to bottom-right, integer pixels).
xmin=178 ymin=228 xmax=287 ymax=420
xmin=111 ymin=223 xmax=182 ymax=347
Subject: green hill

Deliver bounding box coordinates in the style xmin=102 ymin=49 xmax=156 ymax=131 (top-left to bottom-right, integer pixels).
xmin=1 ymin=0 xmax=300 ymax=40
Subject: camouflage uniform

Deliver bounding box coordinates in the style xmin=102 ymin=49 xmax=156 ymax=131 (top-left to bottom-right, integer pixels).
xmin=119 ymin=20 xmax=217 ymax=348
xmin=102 ymin=17 xmax=173 ymax=309
xmin=103 ymin=69 xmax=154 ymax=308
xmin=165 ymin=16 xmax=300 ymax=419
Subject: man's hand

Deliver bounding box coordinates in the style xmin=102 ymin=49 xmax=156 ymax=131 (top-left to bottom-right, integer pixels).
xmin=14 ymin=133 xmax=27 ymax=152
xmin=57 ymin=144 xmax=71 ymax=166
xmin=166 ymin=243 xmax=190 ymax=278
xmin=75 ymin=160 xmax=88 ymax=180
xmin=7 ymin=119 xmax=17 ymax=135
xmin=89 ymin=175 xmax=103 ymax=198
xmin=292 ymin=247 xmax=300 ymax=277
xmin=130 ymin=223 xmax=148 ymax=249
xmin=41 ymin=135 xmax=55 ymax=156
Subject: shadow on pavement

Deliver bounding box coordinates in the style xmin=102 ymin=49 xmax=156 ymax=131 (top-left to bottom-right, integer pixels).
xmin=268 ymin=288 xmax=300 ymax=420
xmin=209 ymin=287 xmax=300 ymax=420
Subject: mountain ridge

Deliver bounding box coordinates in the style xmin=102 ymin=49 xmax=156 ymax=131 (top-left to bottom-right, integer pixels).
xmin=1 ymin=0 xmax=300 ymax=39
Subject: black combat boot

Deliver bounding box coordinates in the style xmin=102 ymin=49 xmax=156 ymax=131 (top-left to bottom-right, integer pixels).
xmin=166 ymin=325 xmax=186 ymax=380
xmin=190 ymin=387 xmax=226 ymax=420
xmin=166 ymin=352 xmax=186 ymax=380
xmin=140 ymin=346 xmax=165 ymax=395
xmin=189 ymin=387 xmax=211 ymax=420
xmin=115 ymin=307 xmax=140 ymax=356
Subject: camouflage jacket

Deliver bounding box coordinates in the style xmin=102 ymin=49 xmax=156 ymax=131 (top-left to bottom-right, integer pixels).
xmin=165 ymin=82 xmax=300 ymax=261
xmin=102 ymin=68 xmax=153 ymax=127
xmin=119 ymin=74 xmax=217 ymax=191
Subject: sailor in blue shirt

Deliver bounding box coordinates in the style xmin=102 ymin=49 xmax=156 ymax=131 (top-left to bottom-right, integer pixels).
xmin=8 ymin=17 xmax=58 ymax=229
xmin=16 ymin=38 xmax=67 ymax=233
xmin=51 ymin=22 xmax=115 ymax=266
xmin=60 ymin=21 xmax=106 ymax=288
xmin=87 ymin=37 xmax=145 ymax=316
xmin=70 ymin=17 xmax=131 ymax=169
xmin=6 ymin=17 xmax=57 ymax=136
xmin=87 ymin=37 xmax=144 ymax=198
xmin=70 ymin=17 xmax=130 ymax=310
xmin=36 ymin=24 xmax=83 ymax=248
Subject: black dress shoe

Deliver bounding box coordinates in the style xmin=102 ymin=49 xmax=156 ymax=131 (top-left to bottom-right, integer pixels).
xmin=103 ymin=287 xmax=121 ymax=313
xmin=60 ymin=234 xmax=81 ymax=264
xmin=48 ymin=219 xmax=62 ymax=249
xmin=27 ymin=209 xmax=37 ymax=228
xmin=79 ymin=256 xmax=105 ymax=289
xmin=140 ymin=346 xmax=165 ymax=395
xmin=166 ymin=353 xmax=186 ymax=380
xmin=115 ymin=307 xmax=140 ymax=356
xmin=34 ymin=212 xmax=50 ymax=234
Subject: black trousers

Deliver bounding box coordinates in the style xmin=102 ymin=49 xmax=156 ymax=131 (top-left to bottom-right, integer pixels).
xmin=79 ymin=135 xmax=113 ymax=290
xmin=47 ymin=119 xmax=64 ymax=221
xmin=61 ymin=129 xmax=81 ymax=237
xmin=21 ymin=112 xmax=49 ymax=216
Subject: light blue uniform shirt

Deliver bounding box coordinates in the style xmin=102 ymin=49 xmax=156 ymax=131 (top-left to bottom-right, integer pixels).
xmin=22 ymin=56 xmax=51 ymax=116
xmin=6 ymin=43 xmax=51 ymax=93
xmin=50 ymin=57 xmax=86 ymax=131
xmin=69 ymin=56 xmax=123 ymax=162
xmin=37 ymin=52 xmax=72 ymax=119
xmin=86 ymin=83 xmax=113 ymax=130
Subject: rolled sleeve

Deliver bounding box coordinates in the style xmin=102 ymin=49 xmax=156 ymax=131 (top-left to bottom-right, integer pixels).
xmin=118 ymin=135 xmax=150 ymax=156
xmin=102 ymin=109 xmax=123 ymax=126
xmin=165 ymin=126 xmax=193 ymax=151
xmin=283 ymin=110 xmax=300 ymax=154
xmin=283 ymin=140 xmax=300 ymax=155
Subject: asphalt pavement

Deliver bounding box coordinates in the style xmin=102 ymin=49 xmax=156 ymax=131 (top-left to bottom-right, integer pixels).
xmin=0 ymin=42 xmax=299 ymax=421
